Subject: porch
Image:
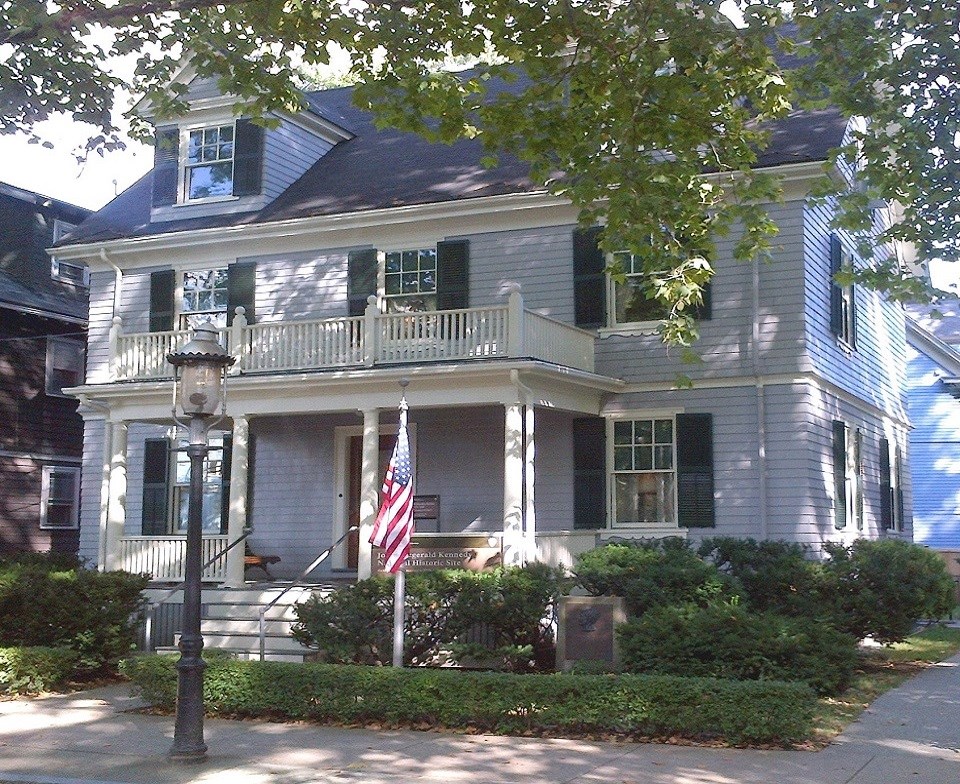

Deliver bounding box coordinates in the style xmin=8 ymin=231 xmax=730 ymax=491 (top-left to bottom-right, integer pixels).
xmin=107 ymin=289 xmax=595 ymax=382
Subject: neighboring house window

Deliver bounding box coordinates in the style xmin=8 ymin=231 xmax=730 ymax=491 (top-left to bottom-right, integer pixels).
xmin=833 ymin=420 xmax=863 ymax=529
xmin=50 ymin=220 xmax=88 ymax=286
xmin=830 ymin=233 xmax=857 ymax=347
xmin=612 ymin=417 xmax=676 ymax=525
xmin=382 ymin=249 xmax=438 ymax=313
xmin=173 ymin=435 xmax=227 ymax=533
xmin=185 ymin=124 xmax=235 ymax=201
xmin=609 ymin=252 xmax=669 ymax=326
xmin=40 ymin=465 xmax=81 ymax=529
xmin=181 ymin=268 xmax=229 ymax=329
xmin=46 ymin=337 xmax=85 ymax=396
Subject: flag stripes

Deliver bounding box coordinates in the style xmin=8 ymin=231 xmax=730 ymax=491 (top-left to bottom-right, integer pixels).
xmin=370 ymin=402 xmax=414 ymax=573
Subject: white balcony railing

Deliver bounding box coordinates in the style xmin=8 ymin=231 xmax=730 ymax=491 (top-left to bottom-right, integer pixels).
xmin=108 ymin=290 xmax=595 ymax=382
xmin=118 ymin=535 xmax=229 ymax=581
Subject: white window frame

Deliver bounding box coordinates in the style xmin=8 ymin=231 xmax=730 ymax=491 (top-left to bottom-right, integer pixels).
xmin=40 ymin=464 xmax=81 ymax=530
xmin=836 ymin=248 xmax=856 ymax=347
xmin=606 ymin=251 xmax=670 ymax=330
xmin=607 ymin=413 xmax=678 ymax=527
xmin=179 ymin=121 xmax=237 ymax=204
xmin=178 ymin=266 xmax=229 ymax=329
xmin=172 ymin=433 xmax=227 ymax=534
xmin=45 ymin=336 xmax=85 ymax=397
xmin=50 ymin=220 xmax=88 ymax=287
xmin=836 ymin=422 xmax=864 ymax=531
xmin=379 ymin=248 xmax=438 ymax=313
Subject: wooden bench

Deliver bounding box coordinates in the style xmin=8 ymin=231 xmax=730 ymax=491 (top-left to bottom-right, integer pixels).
xmin=244 ymin=543 xmax=281 ymax=580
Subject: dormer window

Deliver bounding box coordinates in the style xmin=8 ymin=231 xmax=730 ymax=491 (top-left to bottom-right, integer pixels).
xmin=152 ymin=118 xmax=263 ymax=209
xmin=186 ymin=124 xmax=235 ymax=200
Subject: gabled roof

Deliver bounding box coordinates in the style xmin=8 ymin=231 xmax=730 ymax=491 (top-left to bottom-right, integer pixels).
xmin=63 ymin=83 xmax=849 ymax=247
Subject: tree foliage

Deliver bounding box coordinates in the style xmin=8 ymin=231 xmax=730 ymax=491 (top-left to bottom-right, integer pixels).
xmin=2 ymin=1 xmax=956 ymax=339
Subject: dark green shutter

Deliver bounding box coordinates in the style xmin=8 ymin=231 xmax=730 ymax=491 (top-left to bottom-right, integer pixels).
xmin=854 ymin=428 xmax=863 ymax=530
xmin=219 ymin=435 xmax=233 ymax=535
xmin=436 ymin=240 xmax=469 ymax=310
xmin=573 ymin=227 xmax=606 ymax=328
xmin=676 ymin=413 xmax=715 ymax=528
xmin=142 ymin=438 xmax=170 ymax=535
xmin=347 ymin=248 xmax=378 ymax=316
xmin=849 ymin=281 xmax=858 ymax=349
xmin=232 ymin=119 xmax=264 ymax=197
xmin=573 ymin=417 xmax=606 ymax=530
xmin=151 ymin=127 xmax=179 ymax=207
xmin=833 ymin=420 xmax=847 ymax=529
xmin=227 ymin=261 xmax=256 ymax=325
xmin=894 ymin=444 xmax=905 ymax=531
xmin=829 ymin=233 xmax=844 ymax=338
xmin=879 ymin=436 xmax=893 ymax=530
xmin=149 ymin=269 xmax=176 ymax=332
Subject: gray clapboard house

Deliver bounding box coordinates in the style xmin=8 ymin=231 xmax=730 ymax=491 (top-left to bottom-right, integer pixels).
xmin=56 ymin=71 xmax=911 ymax=613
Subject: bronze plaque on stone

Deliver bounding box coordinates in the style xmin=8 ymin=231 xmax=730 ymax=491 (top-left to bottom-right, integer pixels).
xmin=374 ymin=535 xmax=502 ymax=573
xmin=556 ymin=596 xmax=627 ymax=671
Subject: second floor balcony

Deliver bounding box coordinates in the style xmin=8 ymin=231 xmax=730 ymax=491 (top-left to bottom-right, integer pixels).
xmin=107 ymin=290 xmax=595 ymax=383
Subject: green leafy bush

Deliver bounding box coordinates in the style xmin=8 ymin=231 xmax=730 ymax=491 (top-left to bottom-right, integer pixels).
xmin=698 ymin=537 xmax=827 ymax=618
xmin=122 ymin=654 xmax=815 ymax=745
xmin=292 ymin=564 xmax=569 ymax=670
xmin=574 ymin=539 xmax=741 ymax=616
xmin=617 ymin=602 xmax=858 ymax=695
xmin=0 ymin=562 xmax=149 ymax=674
xmin=821 ymin=539 xmax=956 ymax=643
xmin=0 ymin=646 xmax=79 ymax=695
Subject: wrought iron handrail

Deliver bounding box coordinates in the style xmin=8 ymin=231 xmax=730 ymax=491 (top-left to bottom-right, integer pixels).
xmin=258 ymin=525 xmax=358 ymax=661
xmin=142 ymin=530 xmax=250 ymax=652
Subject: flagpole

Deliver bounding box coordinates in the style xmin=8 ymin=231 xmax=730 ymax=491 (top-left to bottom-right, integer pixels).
xmin=392 ymin=567 xmax=405 ymax=667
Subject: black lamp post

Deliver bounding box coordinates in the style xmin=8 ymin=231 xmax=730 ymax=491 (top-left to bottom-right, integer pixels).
xmin=167 ymin=322 xmax=235 ymax=762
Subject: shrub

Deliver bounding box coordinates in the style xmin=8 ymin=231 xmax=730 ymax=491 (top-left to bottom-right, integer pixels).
xmin=698 ymin=537 xmax=827 ymax=618
xmin=0 ymin=646 xmax=79 ymax=695
xmin=821 ymin=539 xmax=956 ymax=643
xmin=292 ymin=564 xmax=570 ymax=670
xmin=574 ymin=538 xmax=741 ymax=616
xmin=122 ymin=654 xmax=815 ymax=745
xmin=617 ymin=603 xmax=858 ymax=695
xmin=0 ymin=563 xmax=149 ymax=674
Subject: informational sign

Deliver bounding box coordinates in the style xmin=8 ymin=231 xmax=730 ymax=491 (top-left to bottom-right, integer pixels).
xmin=413 ymin=495 xmax=440 ymax=520
xmin=556 ymin=596 xmax=627 ymax=671
xmin=374 ymin=535 xmax=501 ymax=573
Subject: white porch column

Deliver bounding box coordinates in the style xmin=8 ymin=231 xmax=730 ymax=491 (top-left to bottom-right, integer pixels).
xmin=97 ymin=419 xmax=114 ymax=569
xmin=357 ymin=408 xmax=380 ymax=578
xmin=523 ymin=397 xmax=536 ymax=562
xmin=103 ymin=420 xmax=128 ymax=571
xmin=224 ymin=415 xmax=250 ymax=586
xmin=503 ymin=401 xmax=524 ymax=566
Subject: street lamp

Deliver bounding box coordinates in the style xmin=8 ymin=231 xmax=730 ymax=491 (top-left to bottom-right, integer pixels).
xmin=167 ymin=321 xmax=235 ymax=762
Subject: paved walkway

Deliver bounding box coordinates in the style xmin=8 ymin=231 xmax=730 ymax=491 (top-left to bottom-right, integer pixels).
xmin=0 ymin=654 xmax=957 ymax=784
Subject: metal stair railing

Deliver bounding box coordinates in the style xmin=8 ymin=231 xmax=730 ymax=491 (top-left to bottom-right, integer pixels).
xmin=142 ymin=530 xmax=251 ymax=652
xmin=258 ymin=525 xmax=358 ymax=661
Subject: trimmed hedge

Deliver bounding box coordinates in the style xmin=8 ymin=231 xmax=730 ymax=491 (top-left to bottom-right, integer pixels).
xmin=0 ymin=561 xmax=149 ymax=674
xmin=617 ymin=603 xmax=858 ymax=695
xmin=121 ymin=654 xmax=815 ymax=745
xmin=0 ymin=646 xmax=79 ymax=695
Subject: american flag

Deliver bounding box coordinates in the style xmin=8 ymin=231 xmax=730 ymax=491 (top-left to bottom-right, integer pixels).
xmin=369 ymin=404 xmax=414 ymax=573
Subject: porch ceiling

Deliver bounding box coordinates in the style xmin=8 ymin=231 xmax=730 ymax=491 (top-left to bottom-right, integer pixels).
xmin=71 ymin=359 xmax=625 ymax=421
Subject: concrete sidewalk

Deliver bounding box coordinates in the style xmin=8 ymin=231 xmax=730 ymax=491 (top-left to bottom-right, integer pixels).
xmin=0 ymin=654 xmax=957 ymax=784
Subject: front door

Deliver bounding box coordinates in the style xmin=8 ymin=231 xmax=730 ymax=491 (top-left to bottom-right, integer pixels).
xmin=346 ymin=434 xmax=395 ymax=569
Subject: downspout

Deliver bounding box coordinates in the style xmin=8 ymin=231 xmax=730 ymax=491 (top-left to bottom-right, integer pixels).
xmin=100 ymin=247 xmax=123 ymax=317
xmin=753 ymin=256 xmax=769 ymax=539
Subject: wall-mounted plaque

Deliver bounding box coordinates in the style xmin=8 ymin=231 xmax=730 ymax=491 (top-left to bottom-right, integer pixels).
xmin=413 ymin=495 xmax=440 ymax=519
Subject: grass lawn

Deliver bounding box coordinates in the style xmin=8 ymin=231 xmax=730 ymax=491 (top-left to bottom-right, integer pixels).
xmin=810 ymin=625 xmax=960 ymax=746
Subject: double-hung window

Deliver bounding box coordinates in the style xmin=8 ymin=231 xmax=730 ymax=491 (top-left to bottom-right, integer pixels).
xmin=833 ymin=420 xmax=863 ymax=530
xmin=185 ymin=124 xmax=235 ymax=201
xmin=40 ymin=465 xmax=81 ymax=529
xmin=383 ymin=249 xmax=438 ymax=313
xmin=180 ymin=268 xmax=229 ymax=329
xmin=830 ymin=234 xmax=857 ymax=347
xmin=612 ymin=417 xmax=676 ymax=525
xmin=50 ymin=220 xmax=88 ymax=286
xmin=46 ymin=337 xmax=85 ymax=396
xmin=173 ymin=434 xmax=227 ymax=533
xmin=609 ymin=252 xmax=670 ymax=326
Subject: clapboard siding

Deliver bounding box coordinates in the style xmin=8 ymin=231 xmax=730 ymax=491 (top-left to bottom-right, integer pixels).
xmin=906 ymin=341 xmax=960 ymax=549
xmin=85 ymin=271 xmax=115 ymax=384
xmin=244 ymin=248 xmax=349 ymax=322
xmin=78 ymin=418 xmax=106 ymax=563
xmin=262 ymin=123 xmax=334 ymax=202
xmin=802 ymin=201 xmax=908 ymax=419
xmin=595 ymin=201 xmax=808 ymax=385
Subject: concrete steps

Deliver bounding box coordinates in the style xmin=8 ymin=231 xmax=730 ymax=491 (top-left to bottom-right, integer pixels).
xmin=164 ymin=583 xmax=335 ymax=663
